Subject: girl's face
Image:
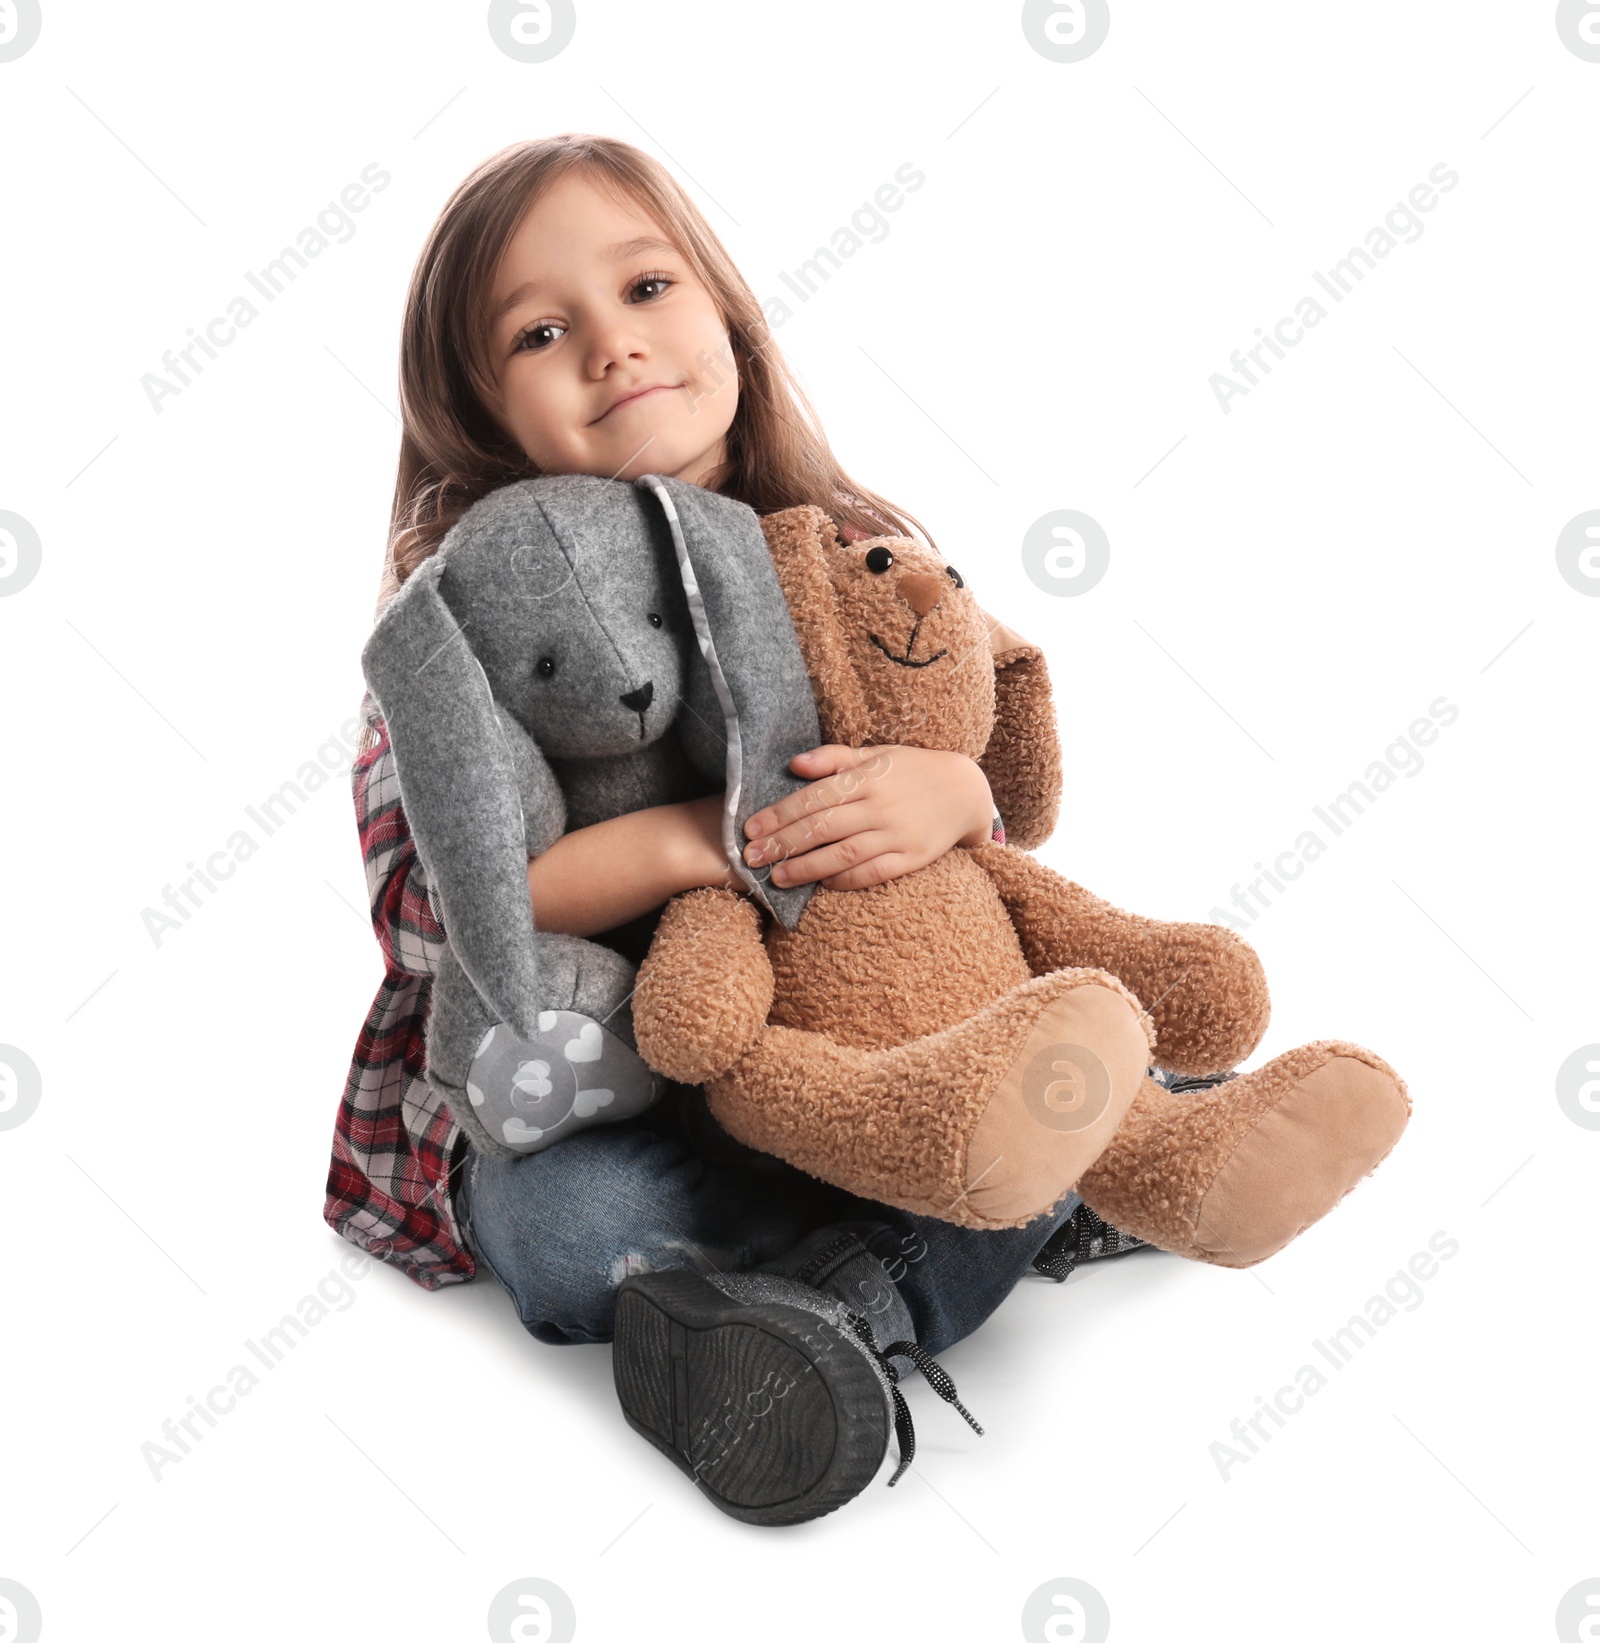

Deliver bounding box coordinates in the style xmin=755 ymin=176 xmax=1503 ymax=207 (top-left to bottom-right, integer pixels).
xmin=485 ymin=172 xmax=738 ymax=487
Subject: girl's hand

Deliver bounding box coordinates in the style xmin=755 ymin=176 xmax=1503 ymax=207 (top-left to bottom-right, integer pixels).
xmin=740 ymin=745 xmax=994 ymax=892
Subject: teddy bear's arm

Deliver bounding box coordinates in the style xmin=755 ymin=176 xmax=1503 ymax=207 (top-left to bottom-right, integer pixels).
xmin=631 ymin=888 xmax=776 ymax=1087
xmin=972 ymin=843 xmax=1272 ymax=1075
xmin=975 ymin=615 xmax=1063 ymax=851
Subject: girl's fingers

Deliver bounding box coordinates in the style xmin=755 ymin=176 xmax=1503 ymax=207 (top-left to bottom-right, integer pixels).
xmin=743 ymin=796 xmax=860 ymax=867
xmin=759 ymin=832 xmax=901 ymax=890
xmin=790 ymin=743 xmax=871 ymax=774
xmin=745 ymin=752 xmax=883 ymax=844
xmin=819 ymin=846 xmax=918 ymax=892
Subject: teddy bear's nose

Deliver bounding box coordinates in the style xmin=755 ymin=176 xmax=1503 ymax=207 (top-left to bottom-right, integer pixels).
xmin=620 ymin=680 xmax=654 ymax=712
xmin=896 ymin=573 xmax=945 ymax=618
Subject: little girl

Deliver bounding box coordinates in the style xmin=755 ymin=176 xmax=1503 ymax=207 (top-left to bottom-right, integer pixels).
xmin=324 ymin=134 xmax=1150 ymax=1526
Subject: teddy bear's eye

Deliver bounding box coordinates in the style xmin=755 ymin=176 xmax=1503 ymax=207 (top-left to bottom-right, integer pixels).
xmin=535 ymin=656 xmax=556 ymax=678
xmin=647 ymin=612 xmax=663 ymax=627
xmin=945 ymin=565 xmax=964 ymax=588
xmin=864 ymin=546 xmax=894 ymax=573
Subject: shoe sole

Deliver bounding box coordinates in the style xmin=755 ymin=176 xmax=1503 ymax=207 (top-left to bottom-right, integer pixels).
xmin=612 ymin=1268 xmax=890 ymax=1527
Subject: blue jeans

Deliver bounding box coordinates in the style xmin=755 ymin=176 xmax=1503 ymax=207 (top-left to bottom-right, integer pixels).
xmin=455 ymin=1081 xmax=1081 ymax=1357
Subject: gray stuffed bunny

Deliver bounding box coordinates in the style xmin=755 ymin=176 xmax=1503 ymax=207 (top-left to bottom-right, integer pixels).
xmin=361 ymin=472 xmax=823 ymax=1159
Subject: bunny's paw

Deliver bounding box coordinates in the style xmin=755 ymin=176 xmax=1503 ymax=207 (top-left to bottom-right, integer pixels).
xmin=466 ymin=1010 xmax=661 ymax=1154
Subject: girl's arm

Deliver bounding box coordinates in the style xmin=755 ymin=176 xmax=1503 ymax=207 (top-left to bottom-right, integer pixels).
xmin=360 ymin=702 xmax=741 ymax=957
xmin=527 ymin=792 xmax=747 ymax=938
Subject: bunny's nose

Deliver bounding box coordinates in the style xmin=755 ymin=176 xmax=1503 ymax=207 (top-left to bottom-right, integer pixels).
xmin=896 ymin=573 xmax=945 ymax=618
xmin=620 ymin=680 xmax=654 ymax=712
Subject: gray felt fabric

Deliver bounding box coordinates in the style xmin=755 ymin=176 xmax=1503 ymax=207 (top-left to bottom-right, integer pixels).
xmin=635 ymin=473 xmax=820 ymax=931
xmin=361 ymin=548 xmax=553 ymax=1043
xmin=359 ymin=473 xmax=824 ymax=1158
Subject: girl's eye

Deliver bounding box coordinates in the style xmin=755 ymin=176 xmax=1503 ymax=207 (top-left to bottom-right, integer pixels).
xmin=864 ymin=546 xmax=894 ymax=573
xmin=514 ymin=321 xmax=565 ymax=354
xmin=945 ymin=565 xmax=964 ymax=588
xmin=535 ymin=657 xmax=556 ymax=678
xmin=647 ymin=612 xmax=662 ymax=627
xmin=630 ymin=271 xmax=674 ymax=302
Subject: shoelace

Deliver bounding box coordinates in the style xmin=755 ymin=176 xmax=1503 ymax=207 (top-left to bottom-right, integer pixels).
xmin=840 ymin=1311 xmax=983 ymax=1487
xmin=1030 ymin=1205 xmax=1147 ymax=1283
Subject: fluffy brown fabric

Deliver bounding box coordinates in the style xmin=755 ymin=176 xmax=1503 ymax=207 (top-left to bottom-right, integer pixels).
xmin=635 ymin=889 xmax=773 ymax=1085
xmin=755 ymin=505 xmax=997 ymax=758
xmin=764 ymin=849 xmax=1031 ymax=1050
xmin=632 ymin=505 xmax=1409 ymax=1252
xmin=979 ymin=639 xmax=1062 ymax=851
xmin=703 ymin=969 xmax=1155 ymax=1225
xmin=976 ymin=847 xmax=1271 ymax=1076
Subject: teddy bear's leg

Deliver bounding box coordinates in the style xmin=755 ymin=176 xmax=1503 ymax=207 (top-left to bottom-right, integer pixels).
xmin=704 ymin=967 xmax=1156 ymax=1233
xmin=973 ymin=843 xmax=1272 ymax=1075
xmin=1076 ymin=1040 xmax=1410 ymax=1268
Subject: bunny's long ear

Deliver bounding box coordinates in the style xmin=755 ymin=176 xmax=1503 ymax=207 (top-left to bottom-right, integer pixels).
xmin=635 ymin=474 xmax=823 ymax=933
xmin=361 ymin=555 xmax=543 ymax=1038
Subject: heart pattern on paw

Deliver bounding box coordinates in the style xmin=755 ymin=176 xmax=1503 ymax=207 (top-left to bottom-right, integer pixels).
xmin=512 ymin=1060 xmax=553 ymax=1099
xmin=465 ymin=1010 xmax=660 ymax=1155
xmin=563 ymin=1021 xmax=604 ymax=1063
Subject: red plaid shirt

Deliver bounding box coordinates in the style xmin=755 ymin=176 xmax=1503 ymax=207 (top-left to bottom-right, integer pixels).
xmin=322 ymin=692 xmax=476 ymax=1289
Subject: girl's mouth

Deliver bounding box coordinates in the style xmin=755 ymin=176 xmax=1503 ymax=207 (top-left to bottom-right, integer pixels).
xmin=594 ymin=383 xmax=675 ymax=423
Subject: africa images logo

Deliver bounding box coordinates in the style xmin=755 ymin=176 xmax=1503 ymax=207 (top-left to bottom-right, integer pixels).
xmin=0 ymin=0 xmax=42 ymax=62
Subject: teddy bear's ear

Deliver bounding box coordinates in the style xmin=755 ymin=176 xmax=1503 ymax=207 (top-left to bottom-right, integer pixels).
xmin=755 ymin=504 xmax=873 ymax=748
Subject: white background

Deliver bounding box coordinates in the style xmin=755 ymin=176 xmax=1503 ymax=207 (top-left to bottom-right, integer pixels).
xmin=2 ymin=2 xmax=1595 ymax=1639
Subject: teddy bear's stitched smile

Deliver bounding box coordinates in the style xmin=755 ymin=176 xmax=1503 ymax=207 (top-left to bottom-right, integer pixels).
xmin=868 ymin=631 xmax=949 ymax=668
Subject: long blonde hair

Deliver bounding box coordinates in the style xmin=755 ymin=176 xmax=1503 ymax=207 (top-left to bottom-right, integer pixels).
xmin=381 ymin=133 xmax=935 ymax=606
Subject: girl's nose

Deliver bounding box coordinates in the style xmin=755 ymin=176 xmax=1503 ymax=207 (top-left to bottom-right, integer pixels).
xmin=895 ymin=573 xmax=945 ymax=617
xmin=586 ymin=319 xmax=649 ymax=380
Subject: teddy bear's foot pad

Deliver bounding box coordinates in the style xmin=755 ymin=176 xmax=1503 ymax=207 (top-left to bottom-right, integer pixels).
xmin=958 ymin=972 xmax=1155 ymax=1226
xmin=465 ymin=1010 xmax=661 ymax=1153
xmin=1192 ymin=1043 xmax=1409 ymax=1267
xmin=1079 ymin=1040 xmax=1410 ymax=1267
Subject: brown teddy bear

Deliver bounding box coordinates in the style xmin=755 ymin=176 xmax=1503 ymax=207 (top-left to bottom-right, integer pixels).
xmin=631 ymin=506 xmax=1410 ymax=1267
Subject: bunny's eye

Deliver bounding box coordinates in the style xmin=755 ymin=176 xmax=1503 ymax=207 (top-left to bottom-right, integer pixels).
xmin=864 ymin=546 xmax=894 ymax=573
xmin=945 ymin=565 xmax=964 ymax=588
xmin=535 ymin=657 xmax=556 ymax=678
xmin=647 ymin=612 xmax=663 ymax=627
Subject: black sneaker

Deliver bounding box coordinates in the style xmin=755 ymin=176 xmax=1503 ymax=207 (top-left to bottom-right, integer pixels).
xmin=612 ymin=1266 xmax=982 ymax=1527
